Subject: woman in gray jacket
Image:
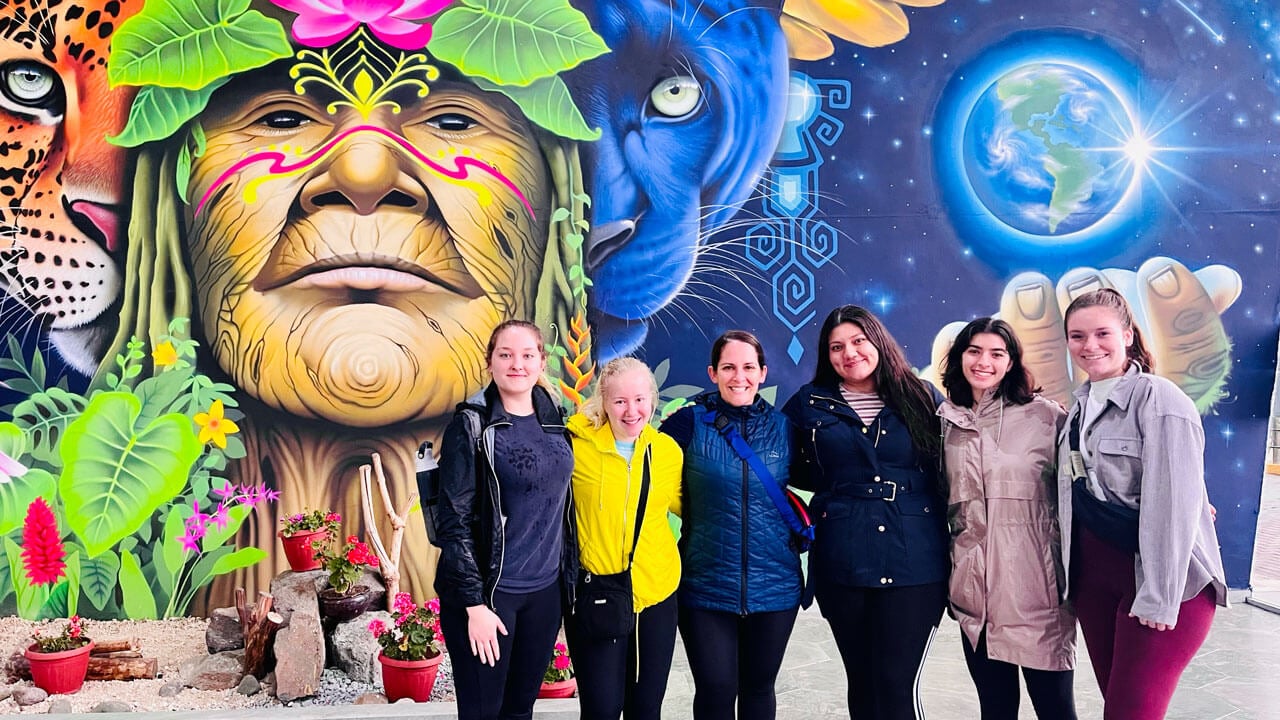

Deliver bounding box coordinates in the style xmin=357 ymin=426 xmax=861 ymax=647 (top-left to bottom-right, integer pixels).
xmin=939 ymin=318 xmax=1076 ymax=720
xmin=1059 ymin=289 xmax=1226 ymax=720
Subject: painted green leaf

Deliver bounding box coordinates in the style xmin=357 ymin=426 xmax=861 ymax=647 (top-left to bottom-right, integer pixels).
xmin=157 ymin=504 xmax=194 ymax=598
xmin=201 ymin=503 xmax=251 ymax=553
xmin=38 ymin=580 xmax=70 ymax=619
xmin=474 ymin=75 xmax=599 ymax=141
xmin=109 ymin=0 xmax=292 ymax=90
xmin=108 ymin=81 xmax=228 ymax=148
xmin=81 ymin=551 xmax=121 ymax=612
xmin=0 ymin=468 xmax=56 ymax=536
xmin=209 ymin=546 xmax=266 ymax=578
xmin=5 ymin=536 xmax=50 ymax=620
xmin=12 ymin=388 xmax=87 ymax=464
xmin=0 ymin=420 xmax=26 ymax=458
xmin=58 ymin=552 xmax=81 ymax=617
xmin=59 ymin=392 xmax=202 ymax=558
xmin=119 ymin=549 xmax=158 ymax=619
xmin=430 ymin=0 xmax=609 ymax=88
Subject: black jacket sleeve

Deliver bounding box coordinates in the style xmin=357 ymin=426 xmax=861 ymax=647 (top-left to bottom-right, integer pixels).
xmin=659 ymin=406 xmax=696 ymax=450
xmin=434 ymin=410 xmax=486 ymax=608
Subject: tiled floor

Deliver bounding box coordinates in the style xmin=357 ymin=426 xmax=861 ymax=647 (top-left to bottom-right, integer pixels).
xmin=653 ymin=601 xmax=1280 ymax=720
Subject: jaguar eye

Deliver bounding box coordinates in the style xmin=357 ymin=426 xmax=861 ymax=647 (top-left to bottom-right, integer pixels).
xmin=426 ymin=112 xmax=479 ymax=132
xmin=256 ymin=110 xmax=311 ymax=129
xmin=647 ymin=75 xmax=702 ymax=119
xmin=0 ymin=60 xmax=64 ymax=115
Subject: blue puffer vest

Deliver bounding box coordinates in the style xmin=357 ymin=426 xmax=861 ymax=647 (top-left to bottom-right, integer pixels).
xmin=677 ymin=393 xmax=801 ymax=614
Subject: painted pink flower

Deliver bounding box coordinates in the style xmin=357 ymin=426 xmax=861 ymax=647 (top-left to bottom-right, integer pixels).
xmin=0 ymin=449 xmax=28 ymax=484
xmin=21 ymin=498 xmax=65 ymax=586
xmin=270 ymin=0 xmax=451 ymax=50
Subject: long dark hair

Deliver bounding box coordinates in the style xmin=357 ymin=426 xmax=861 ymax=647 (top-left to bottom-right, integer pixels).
xmin=812 ymin=305 xmax=940 ymax=457
xmin=941 ymin=317 xmax=1038 ymax=408
xmin=1063 ymin=289 xmax=1155 ymax=372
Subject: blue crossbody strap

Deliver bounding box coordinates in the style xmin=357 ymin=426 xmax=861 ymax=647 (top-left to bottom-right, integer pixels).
xmin=702 ymin=410 xmax=815 ymax=548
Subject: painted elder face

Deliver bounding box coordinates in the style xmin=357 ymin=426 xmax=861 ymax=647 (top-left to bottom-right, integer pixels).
xmin=184 ymin=59 xmax=551 ymax=427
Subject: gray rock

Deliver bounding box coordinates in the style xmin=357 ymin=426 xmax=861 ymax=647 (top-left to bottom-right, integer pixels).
xmin=178 ymin=650 xmax=244 ymax=691
xmin=157 ymin=681 xmax=184 ymax=697
xmin=273 ymin=607 xmax=323 ymax=702
xmin=47 ymin=698 xmax=72 ymax=714
xmin=329 ymin=610 xmax=389 ymax=684
xmin=0 ymin=685 xmax=11 ymax=701
xmin=353 ymin=692 xmax=388 ymax=705
xmin=236 ymin=674 xmax=261 ymax=696
xmin=206 ymin=607 xmax=244 ymax=653
xmin=13 ymin=686 xmax=48 ymax=706
xmin=394 ymin=697 xmax=416 ymax=704
xmin=269 ymin=570 xmax=326 ymax=620
xmin=90 ymin=700 xmax=133 ymax=713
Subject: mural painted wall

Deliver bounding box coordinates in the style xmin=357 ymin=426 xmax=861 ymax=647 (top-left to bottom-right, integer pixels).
xmin=0 ymin=0 xmax=1274 ymax=618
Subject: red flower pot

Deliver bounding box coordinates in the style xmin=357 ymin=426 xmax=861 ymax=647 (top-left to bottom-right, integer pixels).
xmin=538 ymin=677 xmax=577 ymax=698
xmin=278 ymin=529 xmax=326 ymax=572
xmin=25 ymin=640 xmax=94 ymax=695
xmin=378 ymin=650 xmax=443 ymax=703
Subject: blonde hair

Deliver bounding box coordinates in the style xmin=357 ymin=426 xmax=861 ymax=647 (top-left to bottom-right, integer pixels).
xmin=579 ymin=356 xmax=658 ymax=428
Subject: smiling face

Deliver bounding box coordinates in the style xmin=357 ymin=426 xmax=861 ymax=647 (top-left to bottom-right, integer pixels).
xmin=1066 ymin=305 xmax=1133 ymax=382
xmin=486 ymin=326 xmax=546 ymax=401
xmin=708 ymin=339 xmax=767 ymax=407
xmin=603 ymin=367 xmax=654 ymax=441
xmin=828 ymin=322 xmax=880 ymax=393
xmin=184 ymin=63 xmax=550 ymax=426
xmin=961 ymin=332 xmax=1012 ymax=402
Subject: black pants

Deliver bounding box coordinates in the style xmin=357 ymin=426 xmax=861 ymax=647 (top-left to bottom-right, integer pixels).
xmin=441 ymin=583 xmax=562 ymax=720
xmin=961 ymin=632 xmax=1077 ymax=720
xmin=816 ymin=581 xmax=946 ymax=720
xmin=678 ymin=604 xmax=799 ymax=720
xmin=565 ymin=594 xmax=679 ymax=720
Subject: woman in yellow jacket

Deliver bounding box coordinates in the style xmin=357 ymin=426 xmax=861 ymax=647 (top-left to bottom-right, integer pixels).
xmin=567 ymin=356 xmax=683 ymax=720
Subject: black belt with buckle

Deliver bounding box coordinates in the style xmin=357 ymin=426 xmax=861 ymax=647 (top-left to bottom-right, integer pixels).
xmin=849 ymin=480 xmax=899 ymax=501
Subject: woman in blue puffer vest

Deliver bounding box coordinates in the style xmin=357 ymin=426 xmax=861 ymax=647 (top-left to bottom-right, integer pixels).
xmin=660 ymin=330 xmax=802 ymax=720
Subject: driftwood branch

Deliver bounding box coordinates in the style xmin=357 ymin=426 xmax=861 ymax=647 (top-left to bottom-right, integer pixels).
xmin=87 ymin=656 xmax=157 ymax=681
xmin=90 ymin=639 xmax=139 ymax=655
xmin=360 ymin=452 xmax=418 ymax=609
xmin=236 ymin=588 xmax=282 ymax=679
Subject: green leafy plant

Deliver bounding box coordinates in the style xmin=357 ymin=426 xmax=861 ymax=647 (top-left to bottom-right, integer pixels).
xmin=369 ymin=593 xmax=443 ymax=661
xmin=30 ymin=615 xmax=90 ymax=653
xmin=0 ymin=318 xmax=272 ymax=618
xmin=279 ymin=509 xmax=341 ymax=538
xmin=320 ymin=535 xmax=379 ymax=595
xmin=543 ymin=642 xmax=574 ymax=683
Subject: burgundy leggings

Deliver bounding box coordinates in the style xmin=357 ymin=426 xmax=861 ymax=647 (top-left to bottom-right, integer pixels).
xmin=1072 ymin=525 xmax=1216 ymax=720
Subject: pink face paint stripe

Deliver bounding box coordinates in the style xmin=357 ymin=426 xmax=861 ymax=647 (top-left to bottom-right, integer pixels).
xmin=195 ymin=124 xmax=536 ymax=219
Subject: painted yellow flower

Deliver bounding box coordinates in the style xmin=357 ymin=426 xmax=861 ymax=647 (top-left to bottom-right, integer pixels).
xmin=782 ymin=0 xmax=946 ymax=60
xmin=194 ymin=400 xmax=240 ymax=449
xmin=152 ymin=341 xmax=179 ymax=367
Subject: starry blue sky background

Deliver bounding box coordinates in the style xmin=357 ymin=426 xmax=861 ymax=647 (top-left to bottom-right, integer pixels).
xmin=644 ymin=0 xmax=1280 ymax=586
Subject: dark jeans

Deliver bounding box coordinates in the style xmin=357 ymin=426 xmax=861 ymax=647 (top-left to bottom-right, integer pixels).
xmin=565 ymin=594 xmax=679 ymax=720
xmin=1073 ymin=525 xmax=1216 ymax=720
xmin=678 ymin=604 xmax=799 ymax=720
xmin=441 ymin=583 xmax=562 ymax=720
xmin=816 ymin=581 xmax=947 ymax=720
xmin=961 ymin=632 xmax=1077 ymax=720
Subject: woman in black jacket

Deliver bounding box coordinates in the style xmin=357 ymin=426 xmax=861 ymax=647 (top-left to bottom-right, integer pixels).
xmin=433 ymin=319 xmax=578 ymax=720
xmin=782 ymin=305 xmax=949 ymax=720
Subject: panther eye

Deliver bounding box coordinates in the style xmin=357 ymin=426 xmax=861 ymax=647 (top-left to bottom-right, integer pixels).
xmin=0 ymin=61 xmax=64 ymax=119
xmin=648 ymin=75 xmax=702 ymax=119
xmin=426 ymin=112 xmax=479 ymax=132
xmin=256 ymin=110 xmax=312 ymax=130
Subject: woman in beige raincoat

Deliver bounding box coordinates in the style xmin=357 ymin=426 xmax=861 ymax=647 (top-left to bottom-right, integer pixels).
xmin=938 ymin=318 xmax=1076 ymax=720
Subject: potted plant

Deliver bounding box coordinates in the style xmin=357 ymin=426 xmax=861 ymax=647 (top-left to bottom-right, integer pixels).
xmin=278 ymin=510 xmax=340 ymax=572
xmin=370 ymin=593 xmax=444 ymax=702
xmin=317 ymin=534 xmax=379 ymax=620
xmin=539 ymin=642 xmax=576 ymax=698
xmin=24 ymin=615 xmax=94 ymax=695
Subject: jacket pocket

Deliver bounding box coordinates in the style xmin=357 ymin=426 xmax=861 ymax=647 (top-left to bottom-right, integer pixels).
xmin=1093 ymin=435 xmax=1143 ymax=495
xmin=812 ymin=502 xmax=867 ymax=585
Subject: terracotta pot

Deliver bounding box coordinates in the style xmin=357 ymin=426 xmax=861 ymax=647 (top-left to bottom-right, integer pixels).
xmin=318 ymin=585 xmax=372 ymax=621
xmin=278 ymin=529 xmax=326 ymax=572
xmin=538 ymin=677 xmax=577 ymax=698
xmin=378 ymin=650 xmax=443 ymax=702
xmin=25 ymin=640 xmax=94 ymax=695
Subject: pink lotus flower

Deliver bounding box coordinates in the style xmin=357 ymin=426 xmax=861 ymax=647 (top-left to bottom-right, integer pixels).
xmin=270 ymin=0 xmax=451 ymax=50
xmin=0 ymin=449 xmax=28 ymax=483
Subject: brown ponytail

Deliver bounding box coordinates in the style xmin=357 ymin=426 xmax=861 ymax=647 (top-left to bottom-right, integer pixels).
xmin=1063 ymin=288 xmax=1154 ymax=373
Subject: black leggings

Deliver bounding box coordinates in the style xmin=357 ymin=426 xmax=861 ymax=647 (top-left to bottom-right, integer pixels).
xmin=816 ymin=581 xmax=946 ymax=720
xmin=961 ymin=632 xmax=1077 ymax=720
xmin=565 ymin=594 xmax=679 ymax=720
xmin=678 ymin=604 xmax=799 ymax=720
xmin=441 ymin=584 xmax=562 ymax=720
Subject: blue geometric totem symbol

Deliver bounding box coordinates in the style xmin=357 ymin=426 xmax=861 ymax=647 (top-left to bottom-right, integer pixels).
xmin=744 ymin=73 xmax=851 ymax=364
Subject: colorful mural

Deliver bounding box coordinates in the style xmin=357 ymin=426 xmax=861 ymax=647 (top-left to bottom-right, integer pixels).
xmin=0 ymin=0 xmax=1274 ymax=619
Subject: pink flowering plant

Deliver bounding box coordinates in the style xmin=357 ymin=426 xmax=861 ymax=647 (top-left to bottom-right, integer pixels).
xmin=30 ymin=615 xmax=90 ymax=653
xmin=369 ymin=592 xmax=443 ymax=661
xmin=279 ymin=509 xmax=341 ymax=538
xmin=544 ymin=642 xmax=574 ymax=683
xmin=270 ymin=0 xmax=450 ymax=50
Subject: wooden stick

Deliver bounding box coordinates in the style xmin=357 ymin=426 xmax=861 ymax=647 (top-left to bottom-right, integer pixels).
xmin=90 ymin=639 xmax=139 ymax=654
xmin=362 ymin=452 xmax=418 ymax=609
xmin=93 ymin=650 xmax=143 ymax=659
xmin=86 ymin=656 xmax=157 ymax=681
xmin=239 ymin=589 xmax=281 ymax=679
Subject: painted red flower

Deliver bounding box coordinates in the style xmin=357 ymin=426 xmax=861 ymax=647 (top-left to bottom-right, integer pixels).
xmin=21 ymin=498 xmax=66 ymax=586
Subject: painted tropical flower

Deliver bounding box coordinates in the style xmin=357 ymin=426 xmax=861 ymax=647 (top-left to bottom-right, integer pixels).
xmin=270 ymin=0 xmax=452 ymax=50
xmin=194 ymin=399 xmax=240 ymax=449
xmin=21 ymin=498 xmax=66 ymax=586
xmin=0 ymin=449 xmax=27 ymax=484
xmin=781 ymin=0 xmax=946 ymax=60
xmin=152 ymin=340 xmax=178 ymax=366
